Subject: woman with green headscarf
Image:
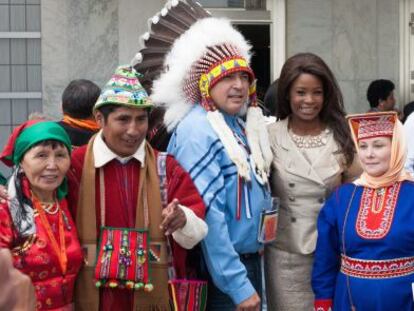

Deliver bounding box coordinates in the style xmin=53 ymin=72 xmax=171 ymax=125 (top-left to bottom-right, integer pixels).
xmin=0 ymin=120 xmax=83 ymax=310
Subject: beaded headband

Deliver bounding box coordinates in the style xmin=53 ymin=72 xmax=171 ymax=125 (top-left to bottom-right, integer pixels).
xmin=183 ymin=43 xmax=257 ymax=111
xmin=198 ymin=56 xmax=256 ymax=110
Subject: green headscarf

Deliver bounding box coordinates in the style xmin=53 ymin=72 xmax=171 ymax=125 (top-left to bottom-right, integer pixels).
xmin=7 ymin=121 xmax=72 ymax=199
xmin=13 ymin=121 xmax=72 ymax=165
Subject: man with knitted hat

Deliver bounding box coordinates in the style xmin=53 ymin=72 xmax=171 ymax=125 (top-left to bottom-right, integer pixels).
xmin=151 ymin=17 xmax=273 ymax=310
xmin=66 ymin=65 xmax=207 ymax=310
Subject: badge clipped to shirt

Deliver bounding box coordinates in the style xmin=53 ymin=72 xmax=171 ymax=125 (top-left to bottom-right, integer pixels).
xmin=257 ymin=197 xmax=279 ymax=244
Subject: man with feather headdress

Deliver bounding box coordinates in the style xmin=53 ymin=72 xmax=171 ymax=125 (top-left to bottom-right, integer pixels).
xmin=139 ymin=1 xmax=274 ymax=309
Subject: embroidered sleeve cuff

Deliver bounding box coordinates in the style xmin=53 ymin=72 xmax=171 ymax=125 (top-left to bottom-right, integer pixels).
xmin=314 ymin=299 xmax=333 ymax=311
xmin=172 ymin=205 xmax=208 ymax=249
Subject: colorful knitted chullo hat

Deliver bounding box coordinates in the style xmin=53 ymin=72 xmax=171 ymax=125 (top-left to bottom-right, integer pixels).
xmin=94 ymin=65 xmax=153 ymax=111
xmin=136 ymin=1 xmax=272 ymax=183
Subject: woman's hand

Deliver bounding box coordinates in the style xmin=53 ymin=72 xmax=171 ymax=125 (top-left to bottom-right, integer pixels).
xmin=0 ymin=185 xmax=9 ymax=203
xmin=0 ymin=249 xmax=36 ymax=310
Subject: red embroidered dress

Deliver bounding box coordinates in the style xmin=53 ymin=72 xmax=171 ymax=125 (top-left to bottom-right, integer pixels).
xmin=0 ymin=199 xmax=83 ymax=310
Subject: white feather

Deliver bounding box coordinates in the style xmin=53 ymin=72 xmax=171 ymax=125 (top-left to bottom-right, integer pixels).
xmin=130 ymin=52 xmax=143 ymax=67
xmin=152 ymin=14 xmax=160 ymax=24
xmin=161 ymin=7 xmax=168 ymax=16
xmin=246 ymin=106 xmax=272 ymax=183
xmin=139 ymin=32 xmax=150 ymax=46
xmin=163 ymin=101 xmax=193 ymax=131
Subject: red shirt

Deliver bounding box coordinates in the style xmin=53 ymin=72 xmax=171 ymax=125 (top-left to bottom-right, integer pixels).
xmin=67 ymin=145 xmax=205 ymax=311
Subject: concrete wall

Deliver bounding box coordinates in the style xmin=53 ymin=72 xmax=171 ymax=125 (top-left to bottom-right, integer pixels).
xmin=42 ymin=0 xmax=119 ymax=117
xmin=286 ymin=0 xmax=400 ymax=114
xmin=41 ymin=0 xmax=400 ymax=116
xmin=118 ymin=0 xmax=164 ymax=65
xmin=41 ymin=0 xmax=163 ymax=118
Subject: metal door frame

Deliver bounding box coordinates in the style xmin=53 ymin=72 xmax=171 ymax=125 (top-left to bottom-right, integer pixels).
xmin=400 ymin=0 xmax=414 ymax=106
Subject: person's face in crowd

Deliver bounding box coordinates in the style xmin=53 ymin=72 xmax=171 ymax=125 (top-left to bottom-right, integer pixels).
xmin=378 ymin=91 xmax=396 ymax=111
xmin=96 ymin=106 xmax=148 ymax=157
xmin=20 ymin=143 xmax=70 ymax=201
xmin=289 ymin=73 xmax=324 ymax=123
xmin=210 ymin=71 xmax=250 ymax=115
xmin=358 ymin=136 xmax=392 ymax=177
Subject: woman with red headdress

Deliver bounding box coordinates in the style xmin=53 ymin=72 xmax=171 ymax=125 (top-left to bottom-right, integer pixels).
xmin=0 ymin=120 xmax=83 ymax=310
xmin=312 ymin=111 xmax=414 ymax=310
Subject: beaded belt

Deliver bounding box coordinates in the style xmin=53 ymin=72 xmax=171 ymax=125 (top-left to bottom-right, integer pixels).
xmin=340 ymin=254 xmax=414 ymax=279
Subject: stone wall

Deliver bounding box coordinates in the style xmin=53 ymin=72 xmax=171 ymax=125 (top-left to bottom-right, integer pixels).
xmin=286 ymin=0 xmax=399 ymax=113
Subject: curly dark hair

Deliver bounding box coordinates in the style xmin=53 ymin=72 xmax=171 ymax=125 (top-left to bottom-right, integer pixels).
xmin=276 ymin=52 xmax=355 ymax=166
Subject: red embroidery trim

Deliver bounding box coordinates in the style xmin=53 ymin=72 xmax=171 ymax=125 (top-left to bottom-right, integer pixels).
xmin=340 ymin=254 xmax=414 ymax=279
xmin=356 ymin=182 xmax=401 ymax=239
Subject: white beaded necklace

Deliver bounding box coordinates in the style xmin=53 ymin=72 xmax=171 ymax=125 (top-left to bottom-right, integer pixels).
xmin=40 ymin=201 xmax=59 ymax=215
xmin=289 ymin=128 xmax=330 ymax=149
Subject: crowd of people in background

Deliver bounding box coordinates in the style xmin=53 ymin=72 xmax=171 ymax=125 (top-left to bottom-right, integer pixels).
xmin=1 ymin=1 xmax=414 ymax=311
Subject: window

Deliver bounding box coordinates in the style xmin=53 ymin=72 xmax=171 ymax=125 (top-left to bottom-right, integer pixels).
xmin=0 ymin=0 xmax=41 ymax=177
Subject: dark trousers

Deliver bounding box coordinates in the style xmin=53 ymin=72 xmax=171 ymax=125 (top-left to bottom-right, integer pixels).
xmin=206 ymin=253 xmax=262 ymax=310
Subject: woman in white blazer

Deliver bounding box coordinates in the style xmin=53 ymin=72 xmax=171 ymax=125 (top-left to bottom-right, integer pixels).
xmin=264 ymin=53 xmax=361 ymax=311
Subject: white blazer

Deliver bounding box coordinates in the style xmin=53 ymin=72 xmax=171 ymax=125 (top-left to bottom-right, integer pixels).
xmin=267 ymin=118 xmax=361 ymax=254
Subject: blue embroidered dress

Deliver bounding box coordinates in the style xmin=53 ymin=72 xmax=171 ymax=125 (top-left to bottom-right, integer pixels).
xmin=167 ymin=105 xmax=272 ymax=304
xmin=312 ymin=181 xmax=414 ymax=311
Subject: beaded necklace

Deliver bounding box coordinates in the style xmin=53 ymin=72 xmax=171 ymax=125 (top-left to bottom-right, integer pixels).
xmin=41 ymin=202 xmax=59 ymax=215
xmin=289 ymin=128 xmax=330 ymax=149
